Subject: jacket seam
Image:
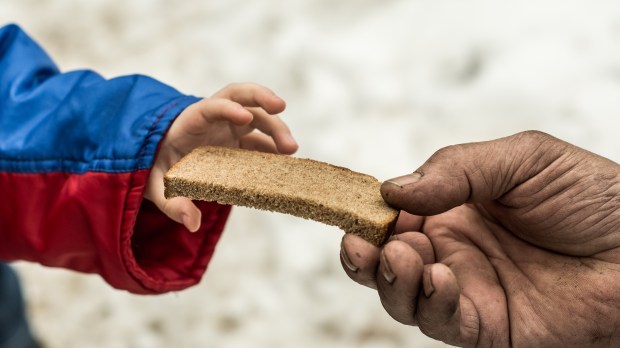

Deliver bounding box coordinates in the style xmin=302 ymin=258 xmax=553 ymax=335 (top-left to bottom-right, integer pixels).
xmin=120 ymin=97 xmax=183 ymax=292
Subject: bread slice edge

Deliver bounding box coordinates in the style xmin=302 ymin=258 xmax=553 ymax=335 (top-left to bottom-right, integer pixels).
xmin=164 ymin=146 xmax=398 ymax=246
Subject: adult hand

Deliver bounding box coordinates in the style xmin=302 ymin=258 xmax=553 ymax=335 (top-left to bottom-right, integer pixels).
xmin=340 ymin=131 xmax=620 ymax=347
xmin=145 ymin=83 xmax=298 ymax=232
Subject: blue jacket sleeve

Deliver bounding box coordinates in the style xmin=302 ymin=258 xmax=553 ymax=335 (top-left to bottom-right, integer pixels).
xmin=0 ymin=23 xmax=200 ymax=174
xmin=0 ymin=24 xmax=232 ymax=294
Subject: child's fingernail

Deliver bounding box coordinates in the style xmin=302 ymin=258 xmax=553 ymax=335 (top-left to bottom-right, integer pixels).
xmin=381 ymin=249 xmax=396 ymax=284
xmin=182 ymin=214 xmax=198 ymax=233
xmin=340 ymin=242 xmax=359 ymax=273
xmin=423 ymin=265 xmax=435 ymax=298
xmin=287 ymin=134 xmax=298 ymax=147
xmin=236 ymin=105 xmax=250 ymax=114
xmin=384 ymin=172 xmax=423 ymax=188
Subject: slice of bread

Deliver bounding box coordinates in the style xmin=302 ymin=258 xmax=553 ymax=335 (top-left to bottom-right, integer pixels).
xmin=164 ymin=146 xmax=398 ymax=246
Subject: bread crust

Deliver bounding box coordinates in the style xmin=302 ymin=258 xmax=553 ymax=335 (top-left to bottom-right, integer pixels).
xmin=164 ymin=146 xmax=398 ymax=246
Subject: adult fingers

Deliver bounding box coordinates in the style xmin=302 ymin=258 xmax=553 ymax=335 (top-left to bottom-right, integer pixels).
xmin=373 ymin=254 xmax=487 ymax=347
xmin=381 ymin=131 xmax=570 ymax=216
xmin=393 ymin=211 xmax=424 ymax=234
xmin=415 ymin=264 xmax=480 ymax=347
xmin=340 ymin=234 xmax=381 ymax=290
xmin=389 ymin=232 xmax=435 ymax=264
xmin=375 ymin=240 xmax=425 ymax=326
xmin=340 ymin=214 xmax=430 ymax=291
xmin=419 ymin=207 xmax=510 ymax=346
xmin=211 ymin=83 xmax=286 ymax=114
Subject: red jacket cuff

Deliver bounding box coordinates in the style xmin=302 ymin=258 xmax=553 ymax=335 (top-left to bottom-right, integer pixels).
xmin=119 ymin=170 xmax=232 ymax=294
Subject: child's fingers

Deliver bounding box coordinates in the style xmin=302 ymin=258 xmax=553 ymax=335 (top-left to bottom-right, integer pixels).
xmin=245 ymin=107 xmax=298 ymax=154
xmin=239 ymin=132 xmax=279 ymax=153
xmin=160 ymin=197 xmax=202 ymax=233
xmin=144 ymin=167 xmax=202 ymax=232
xmin=187 ymin=98 xmax=254 ymax=129
xmin=211 ymin=83 xmax=286 ymax=114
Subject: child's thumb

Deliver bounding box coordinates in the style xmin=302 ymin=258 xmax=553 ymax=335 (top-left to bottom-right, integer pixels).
xmin=144 ymin=168 xmax=203 ymax=232
xmin=159 ymin=197 xmax=202 ymax=232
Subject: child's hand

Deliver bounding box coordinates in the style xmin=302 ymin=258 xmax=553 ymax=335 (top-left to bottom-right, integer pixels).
xmin=144 ymin=83 xmax=298 ymax=232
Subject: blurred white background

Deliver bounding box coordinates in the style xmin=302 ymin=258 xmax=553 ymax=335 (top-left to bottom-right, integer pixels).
xmin=2 ymin=0 xmax=619 ymax=347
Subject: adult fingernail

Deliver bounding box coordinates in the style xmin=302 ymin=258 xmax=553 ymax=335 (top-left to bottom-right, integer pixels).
xmin=381 ymin=249 xmax=396 ymax=284
xmin=384 ymin=172 xmax=423 ymax=188
xmin=423 ymin=265 xmax=435 ymax=297
xmin=340 ymin=242 xmax=359 ymax=272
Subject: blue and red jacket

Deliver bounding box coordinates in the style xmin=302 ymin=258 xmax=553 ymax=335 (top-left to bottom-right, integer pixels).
xmin=0 ymin=24 xmax=231 ymax=294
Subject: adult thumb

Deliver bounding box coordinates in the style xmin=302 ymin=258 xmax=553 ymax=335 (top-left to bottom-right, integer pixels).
xmin=381 ymin=131 xmax=569 ymax=216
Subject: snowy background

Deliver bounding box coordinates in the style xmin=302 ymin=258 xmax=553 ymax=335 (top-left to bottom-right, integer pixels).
xmin=2 ymin=0 xmax=620 ymax=347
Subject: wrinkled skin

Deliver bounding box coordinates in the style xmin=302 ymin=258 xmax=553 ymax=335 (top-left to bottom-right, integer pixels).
xmin=145 ymin=83 xmax=298 ymax=232
xmin=341 ymin=131 xmax=620 ymax=347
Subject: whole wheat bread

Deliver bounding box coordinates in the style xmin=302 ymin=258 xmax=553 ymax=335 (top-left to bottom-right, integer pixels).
xmin=164 ymin=146 xmax=398 ymax=246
